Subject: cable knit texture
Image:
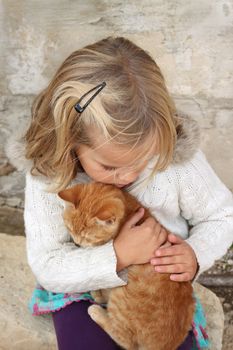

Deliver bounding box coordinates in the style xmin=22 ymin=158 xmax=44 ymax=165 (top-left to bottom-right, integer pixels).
xmin=6 ymin=113 xmax=233 ymax=293
xmin=24 ymin=172 xmax=127 ymax=293
xmin=131 ymin=151 xmax=233 ymax=279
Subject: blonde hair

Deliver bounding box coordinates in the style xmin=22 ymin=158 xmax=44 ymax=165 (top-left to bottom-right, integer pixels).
xmin=25 ymin=36 xmax=178 ymax=192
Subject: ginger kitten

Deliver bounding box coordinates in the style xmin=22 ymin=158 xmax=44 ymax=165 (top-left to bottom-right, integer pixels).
xmin=59 ymin=182 xmax=195 ymax=350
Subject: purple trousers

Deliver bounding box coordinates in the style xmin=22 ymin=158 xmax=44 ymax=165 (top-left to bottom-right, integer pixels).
xmin=52 ymin=301 xmax=193 ymax=350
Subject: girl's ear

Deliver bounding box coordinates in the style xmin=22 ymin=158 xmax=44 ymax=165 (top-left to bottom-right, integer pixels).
xmin=58 ymin=185 xmax=82 ymax=208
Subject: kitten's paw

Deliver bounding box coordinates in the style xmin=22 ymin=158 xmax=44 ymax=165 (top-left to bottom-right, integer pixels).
xmin=90 ymin=290 xmax=106 ymax=304
xmin=88 ymin=305 xmax=105 ymax=322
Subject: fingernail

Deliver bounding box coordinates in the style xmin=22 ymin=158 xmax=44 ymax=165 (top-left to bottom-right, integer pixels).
xmin=136 ymin=208 xmax=143 ymax=215
xmin=155 ymin=266 xmax=161 ymax=272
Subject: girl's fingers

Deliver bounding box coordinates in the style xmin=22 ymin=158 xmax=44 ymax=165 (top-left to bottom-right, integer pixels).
xmin=154 ymin=264 xmax=186 ymax=274
xmin=159 ymin=241 xmax=172 ymax=249
xmin=150 ymin=256 xmax=185 ymax=266
xmin=155 ymin=245 xmax=183 ymax=257
xmin=126 ymin=208 xmax=144 ymax=228
xmin=170 ymin=272 xmax=191 ymax=282
xmin=167 ymin=233 xmax=183 ymax=244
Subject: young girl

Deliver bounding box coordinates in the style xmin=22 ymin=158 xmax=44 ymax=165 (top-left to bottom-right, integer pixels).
xmin=12 ymin=37 xmax=233 ymax=349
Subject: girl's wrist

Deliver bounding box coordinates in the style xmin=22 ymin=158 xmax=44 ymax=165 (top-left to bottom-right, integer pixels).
xmin=113 ymin=240 xmax=129 ymax=272
xmin=116 ymin=259 xmax=127 ymax=272
xmin=192 ymin=261 xmax=200 ymax=281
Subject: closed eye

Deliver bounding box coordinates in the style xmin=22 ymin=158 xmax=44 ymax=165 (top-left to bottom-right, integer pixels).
xmin=101 ymin=164 xmax=117 ymax=171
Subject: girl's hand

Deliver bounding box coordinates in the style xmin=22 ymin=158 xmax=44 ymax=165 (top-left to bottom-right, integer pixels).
xmin=150 ymin=233 xmax=198 ymax=282
xmin=113 ymin=208 xmax=167 ymax=271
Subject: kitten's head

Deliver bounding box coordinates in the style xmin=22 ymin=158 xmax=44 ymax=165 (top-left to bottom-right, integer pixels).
xmin=58 ymin=183 xmax=126 ymax=247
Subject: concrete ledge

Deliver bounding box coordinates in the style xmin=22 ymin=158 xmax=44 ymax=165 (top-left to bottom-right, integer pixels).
xmin=0 ymin=233 xmax=56 ymax=350
xmin=198 ymin=274 xmax=233 ymax=287
xmin=193 ymin=283 xmax=224 ymax=350
xmin=0 ymin=233 xmax=224 ymax=350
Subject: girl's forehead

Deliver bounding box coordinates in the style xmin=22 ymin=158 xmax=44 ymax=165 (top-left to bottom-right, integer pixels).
xmin=89 ymin=130 xmax=157 ymax=167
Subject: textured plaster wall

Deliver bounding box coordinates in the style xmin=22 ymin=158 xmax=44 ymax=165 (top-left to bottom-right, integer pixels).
xmin=0 ymin=0 xmax=233 ymax=211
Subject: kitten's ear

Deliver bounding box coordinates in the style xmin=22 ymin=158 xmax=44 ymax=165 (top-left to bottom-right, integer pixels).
xmin=96 ymin=210 xmax=116 ymax=225
xmin=95 ymin=198 xmax=125 ymax=225
xmin=58 ymin=186 xmax=81 ymax=208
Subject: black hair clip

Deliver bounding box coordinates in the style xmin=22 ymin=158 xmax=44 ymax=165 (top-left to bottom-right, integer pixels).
xmin=74 ymin=82 xmax=106 ymax=113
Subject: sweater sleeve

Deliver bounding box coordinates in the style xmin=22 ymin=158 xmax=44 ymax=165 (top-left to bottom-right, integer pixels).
xmin=176 ymin=150 xmax=233 ymax=276
xmin=24 ymin=172 xmax=127 ymax=293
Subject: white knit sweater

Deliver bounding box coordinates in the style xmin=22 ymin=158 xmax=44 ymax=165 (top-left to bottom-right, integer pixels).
xmin=24 ymin=150 xmax=233 ymax=293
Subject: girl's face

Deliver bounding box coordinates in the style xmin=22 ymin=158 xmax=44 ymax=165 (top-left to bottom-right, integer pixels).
xmin=76 ymin=130 xmax=156 ymax=188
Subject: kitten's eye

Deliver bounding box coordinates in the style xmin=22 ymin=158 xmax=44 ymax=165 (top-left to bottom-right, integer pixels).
xmin=106 ymin=218 xmax=115 ymax=225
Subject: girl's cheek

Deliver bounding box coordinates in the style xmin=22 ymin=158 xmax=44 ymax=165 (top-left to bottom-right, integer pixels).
xmin=89 ymin=170 xmax=111 ymax=182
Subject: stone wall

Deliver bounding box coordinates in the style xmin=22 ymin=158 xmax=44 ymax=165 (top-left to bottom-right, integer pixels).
xmin=1 ymin=0 xmax=233 ymax=221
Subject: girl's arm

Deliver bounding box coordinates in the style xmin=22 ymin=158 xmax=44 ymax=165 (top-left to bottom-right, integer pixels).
xmin=150 ymin=150 xmax=233 ymax=281
xmin=24 ymin=172 xmax=127 ymax=293
xmin=177 ymin=150 xmax=233 ymax=277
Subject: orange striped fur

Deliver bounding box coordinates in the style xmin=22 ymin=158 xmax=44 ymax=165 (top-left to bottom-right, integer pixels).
xmin=59 ymin=183 xmax=195 ymax=350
